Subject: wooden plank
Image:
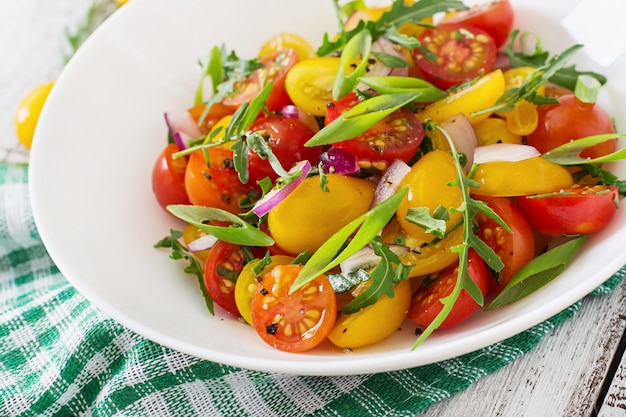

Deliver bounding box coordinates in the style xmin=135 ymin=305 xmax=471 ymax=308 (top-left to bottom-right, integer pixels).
xmin=598 ymin=335 xmax=626 ymax=417
xmin=417 ymin=279 xmax=626 ymax=417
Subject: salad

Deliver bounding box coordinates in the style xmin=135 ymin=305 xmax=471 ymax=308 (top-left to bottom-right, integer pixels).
xmin=152 ymin=0 xmax=625 ymax=354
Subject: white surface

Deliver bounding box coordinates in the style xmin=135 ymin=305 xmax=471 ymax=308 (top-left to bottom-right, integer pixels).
xmin=29 ymin=0 xmax=626 ymax=376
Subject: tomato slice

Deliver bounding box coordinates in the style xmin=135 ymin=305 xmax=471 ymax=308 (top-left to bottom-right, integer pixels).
xmin=407 ymin=249 xmax=489 ymax=330
xmin=474 ymin=196 xmax=535 ymax=295
xmin=325 ymin=92 xmax=424 ymax=169
xmin=440 ymin=0 xmax=515 ymax=49
xmin=151 ymin=143 xmax=190 ymax=211
xmin=250 ymin=264 xmax=337 ymax=352
xmin=203 ymin=241 xmax=250 ymax=317
xmin=515 ymin=185 xmax=619 ymax=237
xmin=222 ymin=48 xmax=298 ymax=112
xmin=414 ymin=23 xmax=497 ymax=90
xmin=246 ymin=115 xmax=320 ymax=185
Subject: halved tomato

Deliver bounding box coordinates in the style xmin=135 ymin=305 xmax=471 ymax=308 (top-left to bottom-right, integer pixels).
xmin=152 ymin=143 xmax=190 ymax=211
xmin=203 ymin=241 xmax=249 ymax=317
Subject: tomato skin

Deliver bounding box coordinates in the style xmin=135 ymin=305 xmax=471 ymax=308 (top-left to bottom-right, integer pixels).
xmin=326 ymin=92 xmax=425 ymax=168
xmin=203 ymin=241 xmax=249 ymax=317
xmin=222 ymin=48 xmax=298 ymax=112
xmin=184 ymin=149 xmax=257 ymax=214
xmin=246 ymin=115 xmax=320 ymax=185
xmin=14 ymin=81 xmax=55 ymax=149
xmin=152 ymin=143 xmax=190 ymax=211
xmin=414 ymin=23 xmax=497 ymax=90
xmin=407 ymin=249 xmax=489 ymax=330
xmin=250 ymin=264 xmax=337 ymax=353
xmin=515 ymin=185 xmax=619 ymax=237
xmin=473 ymin=195 xmax=535 ymax=294
xmin=526 ymin=95 xmax=616 ymax=159
xmin=440 ymin=0 xmax=515 ymax=49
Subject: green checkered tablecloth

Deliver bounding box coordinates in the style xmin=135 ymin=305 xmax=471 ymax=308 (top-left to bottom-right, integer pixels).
xmin=0 ymin=161 xmax=624 ymax=417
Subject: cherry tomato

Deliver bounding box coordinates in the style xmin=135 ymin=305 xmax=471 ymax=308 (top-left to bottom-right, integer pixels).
xmin=222 ymin=48 xmax=298 ymax=112
xmin=407 ymin=249 xmax=489 ymax=330
xmin=440 ymin=0 xmax=515 ymax=49
xmin=285 ymin=57 xmax=341 ymax=116
xmin=259 ymin=32 xmax=316 ymax=61
xmin=515 ymin=184 xmax=619 ymax=237
xmin=473 ymin=196 xmax=535 ymax=294
xmin=182 ymin=223 xmax=212 ymax=263
xmin=187 ymin=102 xmax=233 ymax=133
xmin=184 ymin=148 xmax=257 ymax=214
xmin=474 ymin=117 xmax=523 ymax=146
xmin=246 ymin=115 xmax=321 ymax=185
xmin=250 ymin=264 xmax=337 ymax=352
xmin=14 ymin=81 xmax=54 ymax=149
xmin=152 ymin=143 xmax=190 ymax=211
xmin=526 ymin=94 xmax=616 ymax=159
xmin=325 ymin=92 xmax=424 ymax=169
xmin=203 ymin=241 xmax=250 ymax=317
xmin=414 ymin=24 xmax=497 ymax=90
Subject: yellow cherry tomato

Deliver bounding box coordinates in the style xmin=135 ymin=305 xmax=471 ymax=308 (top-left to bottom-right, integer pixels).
xmin=181 ymin=224 xmax=212 ymax=263
xmin=234 ymin=255 xmax=294 ymax=325
xmin=495 ymin=67 xmax=545 ymax=136
xmin=417 ymin=69 xmax=505 ymax=125
xmin=284 ymin=57 xmax=341 ymax=116
xmin=115 ymin=0 xmax=129 ymax=5
xmin=328 ymin=280 xmax=411 ymax=349
xmin=14 ymin=81 xmax=54 ymax=149
xmin=471 ymin=157 xmax=574 ymax=197
xmin=396 ymin=150 xmax=464 ymax=243
xmin=258 ymin=32 xmax=316 ymax=62
xmin=474 ymin=117 xmax=523 ymax=146
xmin=205 ymin=115 xmax=234 ymax=149
xmin=268 ymin=174 xmax=375 ymax=255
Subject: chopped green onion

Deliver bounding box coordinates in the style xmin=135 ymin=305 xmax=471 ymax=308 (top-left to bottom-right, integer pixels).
xmin=574 ymin=74 xmax=601 ymax=104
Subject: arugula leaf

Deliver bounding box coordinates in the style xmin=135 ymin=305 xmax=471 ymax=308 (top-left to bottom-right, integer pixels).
xmin=154 ymin=229 xmax=214 ymax=314
xmin=166 ymin=205 xmax=274 ymax=246
xmin=486 ymin=236 xmax=589 ymax=310
xmin=404 ymin=206 xmax=449 ymax=239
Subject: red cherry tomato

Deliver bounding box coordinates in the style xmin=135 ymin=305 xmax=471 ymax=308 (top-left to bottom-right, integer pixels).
xmin=325 ymin=92 xmax=424 ymax=168
xmin=414 ymin=23 xmax=497 ymax=90
xmin=474 ymin=195 xmax=535 ymax=295
xmin=222 ymin=48 xmax=298 ymax=112
xmin=407 ymin=249 xmax=489 ymax=330
xmin=203 ymin=241 xmax=250 ymax=317
xmin=152 ymin=143 xmax=190 ymax=211
xmin=440 ymin=0 xmax=515 ymax=49
xmin=526 ymin=94 xmax=616 ymax=159
xmin=246 ymin=115 xmax=321 ymax=185
xmin=184 ymin=148 xmax=258 ymax=214
xmin=515 ymin=184 xmax=619 ymax=237
xmin=250 ymin=264 xmax=337 ymax=353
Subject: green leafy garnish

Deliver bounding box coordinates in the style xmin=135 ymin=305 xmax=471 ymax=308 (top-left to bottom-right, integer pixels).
xmin=154 ymin=229 xmax=214 ymax=314
xmin=358 ymin=76 xmax=445 ymax=99
xmin=573 ymin=165 xmax=626 ymax=197
xmin=405 ymin=205 xmax=449 ymax=239
xmin=542 ymin=133 xmax=626 ymax=165
xmin=166 ymin=205 xmax=274 ymax=246
xmin=291 ymin=187 xmax=408 ymax=293
xmin=486 ymin=236 xmax=589 ymax=310
xmin=195 ymin=46 xmax=223 ymax=105
xmin=333 ymin=28 xmax=372 ymax=100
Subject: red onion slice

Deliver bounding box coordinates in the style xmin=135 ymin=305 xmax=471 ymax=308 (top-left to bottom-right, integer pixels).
xmin=473 ymin=143 xmax=541 ymax=165
xmin=251 ymin=160 xmax=312 ymax=217
xmin=371 ymin=159 xmax=411 ymax=208
xmin=439 ymin=113 xmax=478 ymax=171
xmin=318 ymin=147 xmax=360 ymax=175
xmin=357 ymin=36 xmax=409 ymax=91
xmin=164 ymin=110 xmax=203 ymax=149
xmin=187 ymin=233 xmax=219 ymax=252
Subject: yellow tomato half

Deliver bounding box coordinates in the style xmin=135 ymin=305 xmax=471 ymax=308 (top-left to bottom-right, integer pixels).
xmin=284 ymin=57 xmax=341 ymax=116
xmin=474 ymin=117 xmax=523 ymax=146
xmin=268 ymin=174 xmax=375 ymax=255
xmin=328 ymin=280 xmax=411 ymax=349
xmin=258 ymin=32 xmax=317 ymax=61
xmin=417 ymin=69 xmax=505 ymax=125
xmin=471 ymin=157 xmax=574 ymax=197
xmin=14 ymin=81 xmax=54 ymax=149
xmin=495 ymin=67 xmax=545 ymax=136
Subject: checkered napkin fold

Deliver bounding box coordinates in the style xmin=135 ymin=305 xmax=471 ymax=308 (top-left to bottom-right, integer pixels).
xmin=0 ymin=161 xmax=623 ymax=417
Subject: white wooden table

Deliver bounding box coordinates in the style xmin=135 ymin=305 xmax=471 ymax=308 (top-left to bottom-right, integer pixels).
xmin=3 ymin=1 xmax=626 ymax=416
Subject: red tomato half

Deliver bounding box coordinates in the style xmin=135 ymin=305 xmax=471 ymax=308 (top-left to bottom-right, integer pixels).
xmin=250 ymin=264 xmax=337 ymax=353
xmin=152 ymin=143 xmax=190 ymax=211
xmin=440 ymin=0 xmax=515 ymax=49
xmin=184 ymin=148 xmax=258 ymax=214
xmin=246 ymin=115 xmax=321 ymax=185
xmin=515 ymin=184 xmax=619 ymax=237
xmin=526 ymin=95 xmax=616 ymax=159
xmin=222 ymin=48 xmax=298 ymax=112
xmin=204 ymin=241 xmax=248 ymax=317
xmin=325 ymin=92 xmax=424 ymax=168
xmin=474 ymin=196 xmax=535 ymax=295
xmin=414 ymin=23 xmax=497 ymax=90
xmin=407 ymin=249 xmax=489 ymax=330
